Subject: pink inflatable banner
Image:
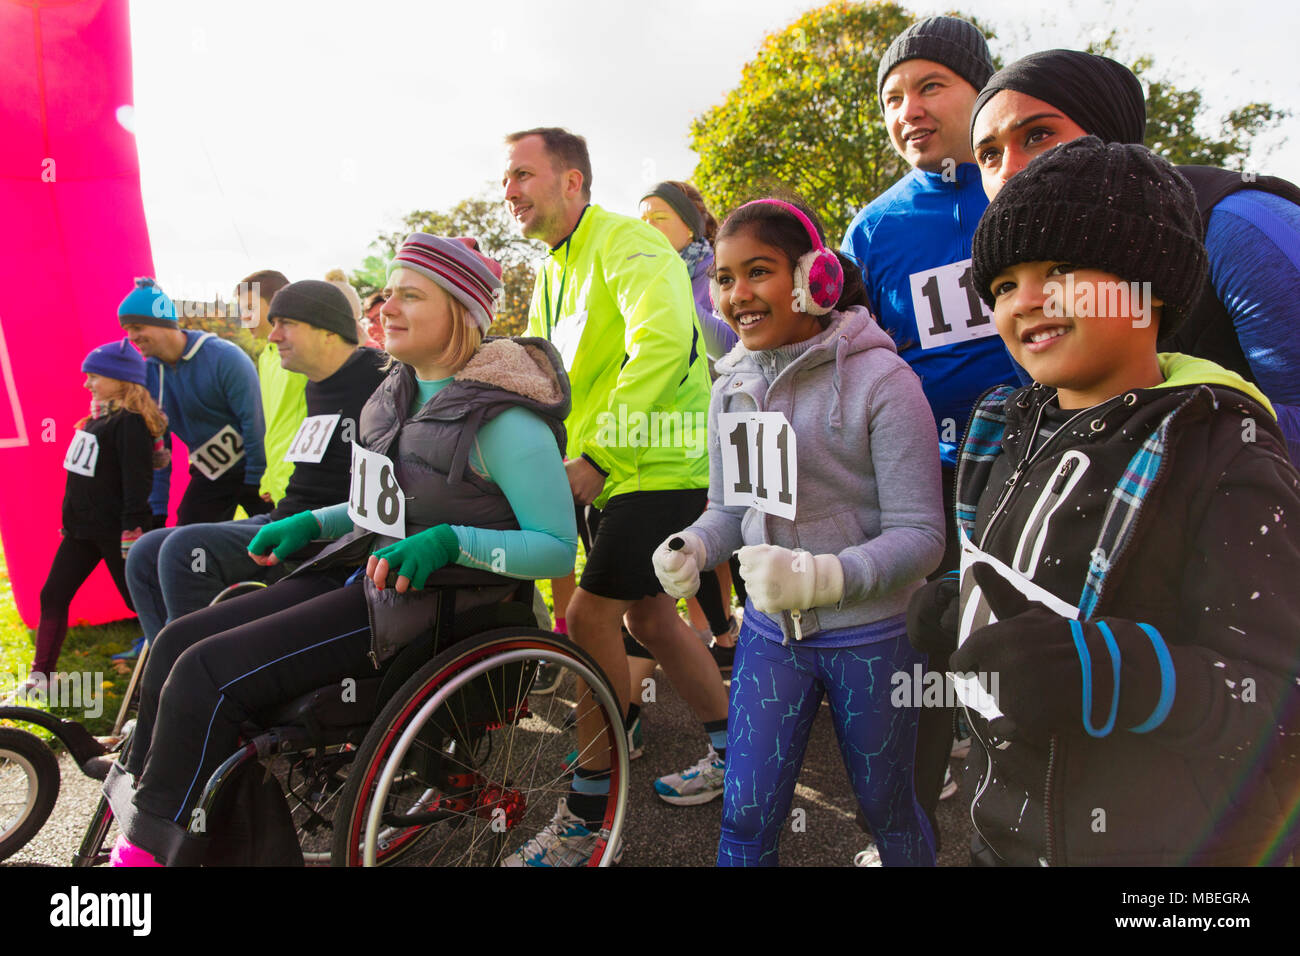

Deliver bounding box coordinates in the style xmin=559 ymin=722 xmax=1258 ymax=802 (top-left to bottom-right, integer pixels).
xmin=0 ymin=0 xmax=169 ymax=628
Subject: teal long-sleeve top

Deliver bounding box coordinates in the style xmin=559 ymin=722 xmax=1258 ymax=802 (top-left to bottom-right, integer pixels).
xmin=312 ymin=375 xmax=577 ymax=579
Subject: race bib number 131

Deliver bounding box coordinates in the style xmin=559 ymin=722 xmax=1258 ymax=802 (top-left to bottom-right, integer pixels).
xmin=717 ymin=411 xmax=797 ymax=520
xmin=284 ymin=414 xmax=340 ymax=464
xmin=348 ymin=444 xmax=406 ymax=538
xmin=908 ymin=258 xmax=997 ymax=351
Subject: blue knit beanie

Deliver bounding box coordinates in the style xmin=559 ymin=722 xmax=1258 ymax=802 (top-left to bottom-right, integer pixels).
xmin=117 ymin=277 xmax=177 ymax=328
xmin=82 ymin=338 xmax=147 ymax=386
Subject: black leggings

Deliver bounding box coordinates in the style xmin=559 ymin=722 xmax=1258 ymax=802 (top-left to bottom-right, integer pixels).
xmin=34 ymin=534 xmax=133 ymax=675
xmin=124 ymin=571 xmax=370 ymax=826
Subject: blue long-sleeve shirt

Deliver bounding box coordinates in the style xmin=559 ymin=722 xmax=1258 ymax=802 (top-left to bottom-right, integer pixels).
xmin=840 ymin=163 xmax=1019 ymax=465
xmin=1204 ymin=189 xmax=1300 ymax=462
xmin=147 ymin=330 xmax=266 ymax=513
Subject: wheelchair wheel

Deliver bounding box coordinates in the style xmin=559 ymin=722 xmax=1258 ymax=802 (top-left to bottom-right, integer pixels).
xmin=330 ymin=627 xmax=628 ymax=866
xmin=0 ymin=727 xmax=60 ymax=862
xmin=275 ymin=744 xmax=357 ymax=865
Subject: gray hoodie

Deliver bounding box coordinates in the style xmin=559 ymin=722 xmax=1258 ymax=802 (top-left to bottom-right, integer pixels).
xmin=688 ymin=306 xmax=944 ymax=642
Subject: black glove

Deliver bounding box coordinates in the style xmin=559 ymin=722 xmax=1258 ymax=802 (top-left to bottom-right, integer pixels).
xmin=906 ymin=571 xmax=961 ymax=657
xmin=237 ymin=483 xmax=273 ymax=516
xmin=950 ymin=564 xmax=1177 ymax=740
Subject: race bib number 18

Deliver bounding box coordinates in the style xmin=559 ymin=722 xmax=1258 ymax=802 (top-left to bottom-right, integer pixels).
xmin=191 ymin=424 xmax=245 ymax=480
xmin=63 ymin=430 xmax=99 ymax=477
xmin=348 ymin=444 xmax=406 ymax=538
xmin=909 ymin=258 xmax=997 ymax=351
xmin=284 ymin=414 xmax=340 ymax=464
xmin=717 ymin=411 xmax=797 ymax=520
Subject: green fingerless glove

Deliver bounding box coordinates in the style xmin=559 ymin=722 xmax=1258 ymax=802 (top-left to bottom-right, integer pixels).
xmin=370 ymin=524 xmax=460 ymax=590
xmin=247 ymin=511 xmax=321 ymax=561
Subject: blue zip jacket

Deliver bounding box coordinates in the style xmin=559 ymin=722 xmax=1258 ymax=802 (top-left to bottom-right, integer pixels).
xmin=146 ymin=330 xmax=266 ymax=514
xmin=840 ymin=163 xmax=1018 ymax=465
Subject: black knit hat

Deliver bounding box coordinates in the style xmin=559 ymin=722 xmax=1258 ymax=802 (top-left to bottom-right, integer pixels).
xmin=877 ymin=15 xmax=994 ymax=109
xmin=971 ymin=137 xmax=1207 ymax=335
xmin=267 ymin=279 xmax=358 ymax=343
xmin=970 ymin=49 xmax=1146 ymax=147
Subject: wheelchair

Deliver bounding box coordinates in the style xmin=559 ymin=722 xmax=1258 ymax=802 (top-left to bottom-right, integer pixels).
xmin=5 ymin=571 xmax=628 ymax=867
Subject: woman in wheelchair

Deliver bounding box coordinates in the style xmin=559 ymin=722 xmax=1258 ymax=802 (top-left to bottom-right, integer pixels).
xmin=104 ymin=234 xmax=579 ymax=865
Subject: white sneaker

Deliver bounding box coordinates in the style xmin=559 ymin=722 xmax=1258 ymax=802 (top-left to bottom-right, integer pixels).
xmin=501 ymin=796 xmax=622 ymax=867
xmin=853 ymin=842 xmax=882 ymax=867
xmin=653 ymin=747 xmax=725 ymax=806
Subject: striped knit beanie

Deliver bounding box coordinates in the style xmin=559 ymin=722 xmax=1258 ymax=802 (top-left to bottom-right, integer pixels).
xmin=388 ymin=234 xmax=504 ymax=334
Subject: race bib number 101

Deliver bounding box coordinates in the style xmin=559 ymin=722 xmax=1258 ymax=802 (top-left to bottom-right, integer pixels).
xmin=348 ymin=444 xmax=406 ymax=538
xmin=191 ymin=424 xmax=245 ymax=480
xmin=908 ymin=258 xmax=997 ymax=351
xmin=717 ymin=411 xmax=797 ymax=520
xmin=63 ymin=430 xmax=99 ymax=477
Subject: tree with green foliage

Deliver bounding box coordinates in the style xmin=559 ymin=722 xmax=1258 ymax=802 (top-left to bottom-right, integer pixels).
xmin=352 ymin=190 xmax=546 ymax=336
xmin=690 ymin=1 xmax=1288 ymax=242
xmin=1084 ymin=36 xmax=1290 ymax=170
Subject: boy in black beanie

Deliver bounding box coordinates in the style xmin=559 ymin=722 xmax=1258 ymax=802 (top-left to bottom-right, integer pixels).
xmin=908 ymin=136 xmax=1300 ymax=865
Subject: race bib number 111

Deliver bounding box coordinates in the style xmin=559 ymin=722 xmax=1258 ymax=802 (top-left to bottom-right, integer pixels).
xmin=909 ymin=258 xmax=997 ymax=351
xmin=717 ymin=411 xmax=797 ymax=520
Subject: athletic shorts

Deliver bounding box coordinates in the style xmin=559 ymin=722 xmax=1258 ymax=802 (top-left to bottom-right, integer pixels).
xmin=578 ymin=488 xmax=707 ymax=602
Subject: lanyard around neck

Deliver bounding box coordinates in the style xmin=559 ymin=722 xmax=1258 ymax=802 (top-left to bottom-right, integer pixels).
xmin=542 ymin=245 xmax=570 ymax=342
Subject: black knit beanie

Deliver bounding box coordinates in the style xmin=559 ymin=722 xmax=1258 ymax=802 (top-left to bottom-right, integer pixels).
xmin=877 ymin=15 xmax=994 ymax=109
xmin=267 ymin=279 xmax=358 ymax=343
xmin=971 ymin=136 xmax=1207 ymax=335
xmin=970 ymin=49 xmax=1146 ymax=146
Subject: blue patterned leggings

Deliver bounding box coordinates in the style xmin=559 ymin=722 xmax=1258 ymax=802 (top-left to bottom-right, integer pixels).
xmin=718 ymin=615 xmax=935 ymax=867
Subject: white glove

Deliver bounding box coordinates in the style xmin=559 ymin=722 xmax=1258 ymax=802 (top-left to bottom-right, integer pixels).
xmin=652 ymin=530 xmax=707 ymax=599
xmin=735 ymin=544 xmax=844 ymax=615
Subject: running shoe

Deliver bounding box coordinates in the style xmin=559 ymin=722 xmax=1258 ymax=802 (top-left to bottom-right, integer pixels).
xmin=853 ymin=842 xmax=882 ymax=867
xmin=653 ymin=747 xmax=725 ymax=806
xmin=111 ymin=636 xmax=147 ymax=662
xmin=939 ymin=765 xmax=958 ymax=801
xmin=531 ymin=660 xmax=563 ymax=695
xmin=500 ymin=796 xmax=623 ymax=867
xmin=951 ymin=736 xmax=971 ymax=760
xmin=561 ymin=712 xmax=643 ymax=770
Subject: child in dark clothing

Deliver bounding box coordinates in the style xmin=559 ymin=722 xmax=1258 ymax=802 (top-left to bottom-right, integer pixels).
xmin=908 ymin=137 xmax=1300 ymax=865
xmin=17 ymin=339 xmax=166 ymax=697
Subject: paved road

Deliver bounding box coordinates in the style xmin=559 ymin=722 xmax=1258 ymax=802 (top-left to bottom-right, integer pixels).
xmin=6 ymin=665 xmax=973 ymax=868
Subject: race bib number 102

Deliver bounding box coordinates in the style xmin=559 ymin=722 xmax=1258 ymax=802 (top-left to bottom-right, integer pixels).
xmin=908 ymin=258 xmax=997 ymax=351
xmin=348 ymin=444 xmax=406 ymax=538
xmin=717 ymin=411 xmax=797 ymax=521
xmin=191 ymin=424 xmax=245 ymax=480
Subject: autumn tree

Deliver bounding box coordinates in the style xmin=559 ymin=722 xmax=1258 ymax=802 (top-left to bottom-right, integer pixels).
xmin=352 ymin=190 xmax=546 ymax=336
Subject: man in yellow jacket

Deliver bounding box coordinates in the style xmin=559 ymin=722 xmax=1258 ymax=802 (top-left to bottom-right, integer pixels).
xmin=504 ymin=127 xmax=729 ymax=866
xmin=236 ymin=270 xmax=306 ymax=508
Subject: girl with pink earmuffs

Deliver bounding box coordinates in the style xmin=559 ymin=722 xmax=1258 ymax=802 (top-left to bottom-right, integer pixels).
xmin=652 ymin=197 xmax=945 ymax=865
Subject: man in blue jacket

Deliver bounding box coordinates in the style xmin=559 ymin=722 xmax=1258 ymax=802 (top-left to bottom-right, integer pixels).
xmin=839 ymin=16 xmax=1018 ymax=857
xmin=118 ymin=277 xmax=267 ymax=527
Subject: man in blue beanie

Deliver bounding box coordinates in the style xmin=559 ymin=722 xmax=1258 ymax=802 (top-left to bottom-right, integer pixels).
xmin=118 ymin=276 xmax=268 ymax=527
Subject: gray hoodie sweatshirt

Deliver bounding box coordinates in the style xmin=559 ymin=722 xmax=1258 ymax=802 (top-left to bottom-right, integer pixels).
xmin=687 ymin=306 xmax=945 ymax=643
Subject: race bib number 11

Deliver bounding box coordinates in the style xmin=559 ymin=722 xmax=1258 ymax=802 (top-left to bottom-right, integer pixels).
xmin=348 ymin=444 xmax=406 ymax=538
xmin=191 ymin=424 xmax=245 ymax=480
xmin=909 ymin=258 xmax=997 ymax=351
xmin=717 ymin=411 xmax=797 ymax=520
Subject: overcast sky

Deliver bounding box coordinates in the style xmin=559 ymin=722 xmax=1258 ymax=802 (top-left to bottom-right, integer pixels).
xmin=127 ymin=0 xmax=1300 ymax=300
